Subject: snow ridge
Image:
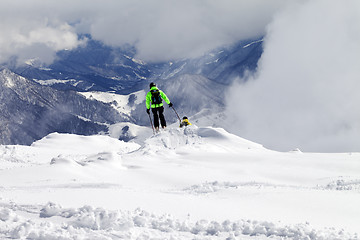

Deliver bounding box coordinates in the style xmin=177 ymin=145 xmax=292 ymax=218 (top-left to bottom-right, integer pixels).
xmin=0 ymin=203 xmax=356 ymax=240
xmin=139 ymin=126 xmax=264 ymax=156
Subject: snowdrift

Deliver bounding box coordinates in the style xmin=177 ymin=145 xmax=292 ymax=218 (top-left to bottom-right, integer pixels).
xmin=1 ymin=203 xmax=356 ymax=240
xmin=139 ymin=126 xmax=265 ymax=156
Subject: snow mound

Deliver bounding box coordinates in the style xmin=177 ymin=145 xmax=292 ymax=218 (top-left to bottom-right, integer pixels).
xmin=109 ymin=122 xmax=153 ymax=144
xmin=140 ymin=125 xmax=265 ymax=155
xmin=197 ymin=127 xmax=265 ymax=151
xmin=32 ymin=132 xmax=140 ymax=154
xmin=50 ymin=151 xmax=125 ymax=169
xmin=0 ymin=132 xmax=139 ymax=169
xmin=50 ymin=155 xmax=80 ymax=166
xmin=0 ymin=145 xmax=35 ymax=169
xmin=0 ymin=203 xmax=356 ymax=240
xmin=140 ymin=125 xmax=201 ymax=154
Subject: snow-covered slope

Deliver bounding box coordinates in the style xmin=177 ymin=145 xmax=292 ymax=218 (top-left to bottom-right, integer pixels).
xmin=77 ymin=74 xmax=229 ymax=130
xmin=1 ymin=126 xmax=359 ymax=239
xmin=79 ymin=90 xmax=146 ymax=118
xmin=0 ymin=69 xmax=128 ymax=145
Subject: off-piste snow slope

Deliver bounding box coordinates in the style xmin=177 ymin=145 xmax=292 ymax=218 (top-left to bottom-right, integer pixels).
xmin=0 ymin=125 xmax=359 ymax=239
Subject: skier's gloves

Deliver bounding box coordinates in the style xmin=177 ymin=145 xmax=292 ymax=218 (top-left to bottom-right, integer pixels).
xmin=169 ymin=102 xmax=173 ymax=108
xmin=146 ymin=109 xmax=150 ymax=114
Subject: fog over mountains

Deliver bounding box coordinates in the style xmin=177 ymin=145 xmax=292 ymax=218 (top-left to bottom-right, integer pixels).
xmin=8 ymin=37 xmax=262 ymax=94
xmin=0 ymin=38 xmax=263 ymax=145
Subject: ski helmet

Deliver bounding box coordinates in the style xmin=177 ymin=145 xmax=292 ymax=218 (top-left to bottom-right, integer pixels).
xmin=149 ymin=82 xmax=156 ymax=88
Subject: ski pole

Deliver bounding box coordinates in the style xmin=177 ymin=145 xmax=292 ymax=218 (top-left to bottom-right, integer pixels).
xmin=148 ymin=112 xmax=155 ymax=134
xmin=171 ymin=106 xmax=181 ymax=123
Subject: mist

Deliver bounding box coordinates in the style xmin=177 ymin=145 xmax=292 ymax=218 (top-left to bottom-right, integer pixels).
xmin=225 ymin=0 xmax=360 ymax=152
xmin=0 ymin=0 xmax=289 ymax=64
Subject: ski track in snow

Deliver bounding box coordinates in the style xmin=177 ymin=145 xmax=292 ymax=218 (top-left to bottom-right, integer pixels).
xmin=1 ymin=126 xmax=360 ymax=239
xmin=175 ymin=179 xmax=360 ymax=196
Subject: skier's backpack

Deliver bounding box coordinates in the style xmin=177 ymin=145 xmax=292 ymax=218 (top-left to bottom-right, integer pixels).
xmin=150 ymin=89 xmax=162 ymax=105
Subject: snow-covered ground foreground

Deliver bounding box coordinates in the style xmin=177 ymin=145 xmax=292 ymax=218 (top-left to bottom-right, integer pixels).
xmin=1 ymin=125 xmax=359 ymax=239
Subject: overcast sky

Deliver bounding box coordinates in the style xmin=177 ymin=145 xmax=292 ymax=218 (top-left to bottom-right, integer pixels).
xmin=225 ymin=0 xmax=360 ymax=152
xmin=0 ymin=0 xmax=289 ymax=64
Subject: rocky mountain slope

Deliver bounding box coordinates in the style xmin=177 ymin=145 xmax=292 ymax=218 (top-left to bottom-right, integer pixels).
xmin=9 ymin=38 xmax=263 ymax=94
xmin=0 ymin=69 xmax=127 ymax=145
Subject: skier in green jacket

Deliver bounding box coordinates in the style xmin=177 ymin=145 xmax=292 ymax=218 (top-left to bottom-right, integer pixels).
xmin=146 ymin=82 xmax=173 ymax=131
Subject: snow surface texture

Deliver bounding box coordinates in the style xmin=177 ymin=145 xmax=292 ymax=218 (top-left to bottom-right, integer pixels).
xmin=1 ymin=125 xmax=360 ymax=239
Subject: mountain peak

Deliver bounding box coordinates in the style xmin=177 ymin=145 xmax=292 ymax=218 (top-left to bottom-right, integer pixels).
xmin=0 ymin=68 xmax=29 ymax=89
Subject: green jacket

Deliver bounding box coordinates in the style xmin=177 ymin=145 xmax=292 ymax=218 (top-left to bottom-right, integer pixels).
xmin=146 ymin=86 xmax=171 ymax=109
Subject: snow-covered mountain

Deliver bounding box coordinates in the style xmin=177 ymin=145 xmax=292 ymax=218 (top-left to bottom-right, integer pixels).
xmin=9 ymin=39 xmax=149 ymax=94
xmin=0 ymin=66 xmax=229 ymax=145
xmin=155 ymin=39 xmax=263 ymax=85
xmin=0 ymin=69 xmax=130 ymax=145
xmin=0 ymin=37 xmax=262 ymax=145
xmin=7 ymin=37 xmax=262 ymax=94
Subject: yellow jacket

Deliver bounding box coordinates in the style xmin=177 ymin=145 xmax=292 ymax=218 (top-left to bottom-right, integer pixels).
xmin=180 ymin=119 xmax=191 ymax=128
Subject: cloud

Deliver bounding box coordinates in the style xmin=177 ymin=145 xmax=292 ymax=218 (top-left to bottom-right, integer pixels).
xmin=225 ymin=0 xmax=360 ymax=152
xmin=88 ymin=0 xmax=290 ymax=61
xmin=0 ymin=5 xmax=85 ymax=65
xmin=0 ymin=0 xmax=289 ymax=64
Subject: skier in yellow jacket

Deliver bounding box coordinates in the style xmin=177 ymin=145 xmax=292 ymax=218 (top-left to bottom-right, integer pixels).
xmin=146 ymin=82 xmax=172 ymax=130
xmin=180 ymin=116 xmax=192 ymax=128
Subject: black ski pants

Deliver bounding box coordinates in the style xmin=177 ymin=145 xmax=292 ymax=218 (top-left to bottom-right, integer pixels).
xmin=152 ymin=106 xmax=166 ymax=128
